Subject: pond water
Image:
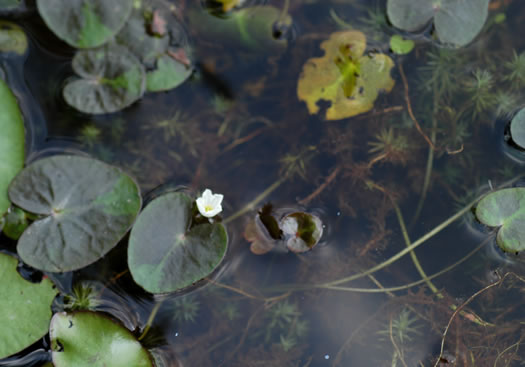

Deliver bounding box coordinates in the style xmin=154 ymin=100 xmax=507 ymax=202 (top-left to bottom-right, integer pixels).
xmin=2 ymin=0 xmax=525 ymax=366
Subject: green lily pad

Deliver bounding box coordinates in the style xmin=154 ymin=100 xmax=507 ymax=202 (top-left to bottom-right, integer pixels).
xmin=63 ymin=45 xmax=146 ymax=114
xmin=475 ymin=188 xmax=525 ymax=253
xmin=387 ymin=0 xmax=490 ymax=47
xmin=0 ymin=79 xmax=25 ymax=218
xmin=510 ymin=108 xmax=525 ymax=149
xmin=115 ymin=2 xmax=192 ymax=93
xmin=36 ymin=0 xmax=133 ymax=48
xmin=8 ymin=155 xmax=141 ymax=272
xmin=2 ymin=206 xmax=28 ymax=240
xmin=128 ymin=192 xmax=228 ymax=294
xmin=297 ymin=30 xmax=395 ymax=120
xmin=389 ymin=34 xmax=414 ymax=55
xmin=0 ymin=0 xmax=22 ymax=11
xmin=280 ymin=212 xmax=323 ymax=253
xmin=50 ymin=311 xmax=153 ymax=367
xmin=146 ymin=54 xmax=192 ymax=92
xmin=0 ymin=21 xmax=28 ymax=55
xmin=0 ymin=252 xmax=58 ymax=359
xmin=188 ymin=6 xmax=291 ymax=51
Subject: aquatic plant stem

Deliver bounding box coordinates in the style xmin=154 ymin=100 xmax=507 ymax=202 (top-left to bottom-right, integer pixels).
xmin=320 ymin=195 xmax=478 ymax=288
xmin=399 ymin=63 xmax=435 ymax=150
xmin=138 ymin=300 xmax=163 ymax=341
xmin=318 ymin=235 xmax=489 ymax=293
xmin=392 ymin=201 xmax=441 ymax=296
xmin=224 ymin=177 xmax=286 ymax=224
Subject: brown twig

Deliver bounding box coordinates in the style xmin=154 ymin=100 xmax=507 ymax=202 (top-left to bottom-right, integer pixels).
xmin=222 ymin=126 xmax=266 ymax=152
xmin=299 ymin=165 xmax=341 ymax=205
xmin=399 ymin=63 xmax=435 ymax=150
xmin=433 ymin=272 xmax=525 ymax=366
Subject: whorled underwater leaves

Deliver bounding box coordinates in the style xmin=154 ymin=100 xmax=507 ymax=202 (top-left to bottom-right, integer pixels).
xmin=297 ymin=30 xmax=395 ymax=120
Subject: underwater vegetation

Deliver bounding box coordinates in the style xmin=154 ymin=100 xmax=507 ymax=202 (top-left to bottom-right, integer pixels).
xmin=1 ymin=0 xmax=525 ymax=366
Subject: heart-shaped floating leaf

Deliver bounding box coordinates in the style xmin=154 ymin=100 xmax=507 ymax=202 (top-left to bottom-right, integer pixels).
xmin=280 ymin=212 xmax=323 ymax=253
xmin=115 ymin=2 xmax=192 ymax=92
xmin=389 ymin=35 xmax=414 ymax=55
xmin=146 ymin=54 xmax=192 ymax=92
xmin=475 ymin=188 xmax=525 ymax=253
xmin=8 ymin=155 xmax=141 ymax=272
xmin=0 ymin=20 xmax=28 ymax=55
xmin=128 ymin=192 xmax=228 ymax=294
xmin=0 ymin=252 xmax=58 ymax=359
xmin=297 ymin=30 xmax=395 ymax=120
xmin=63 ymin=45 xmax=145 ymax=114
xmin=50 ymin=311 xmax=153 ymax=367
xmin=0 ymin=0 xmax=22 ymax=12
xmin=510 ymin=108 xmax=525 ymax=149
xmin=0 ymin=79 xmax=25 ymax=218
xmin=36 ymin=0 xmax=133 ymax=48
xmin=387 ymin=0 xmax=489 ymax=47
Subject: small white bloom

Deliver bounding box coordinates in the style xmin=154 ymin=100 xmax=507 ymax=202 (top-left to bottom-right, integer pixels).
xmin=196 ymin=189 xmax=224 ymax=218
xmin=280 ymin=217 xmax=298 ymax=237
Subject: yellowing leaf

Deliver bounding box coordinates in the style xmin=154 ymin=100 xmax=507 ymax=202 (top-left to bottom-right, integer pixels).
xmin=217 ymin=0 xmax=245 ymax=12
xmin=297 ymin=30 xmax=395 ymax=120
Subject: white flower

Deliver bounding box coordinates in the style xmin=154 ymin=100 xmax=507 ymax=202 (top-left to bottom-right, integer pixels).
xmin=280 ymin=217 xmax=298 ymax=237
xmin=196 ymin=189 xmax=224 ymax=218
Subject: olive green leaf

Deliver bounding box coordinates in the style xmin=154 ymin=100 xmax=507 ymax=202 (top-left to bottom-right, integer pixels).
xmin=9 ymin=155 xmax=141 ymax=272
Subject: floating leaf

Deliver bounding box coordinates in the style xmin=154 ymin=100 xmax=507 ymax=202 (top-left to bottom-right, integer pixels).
xmin=8 ymin=155 xmax=141 ymax=272
xmin=387 ymin=0 xmax=489 ymax=47
xmin=0 ymin=0 xmax=23 ymax=12
xmin=36 ymin=0 xmax=133 ymax=48
xmin=389 ymin=35 xmax=414 ymax=55
xmin=50 ymin=311 xmax=153 ymax=367
xmin=245 ymin=204 xmax=282 ymax=255
xmin=0 ymin=252 xmax=58 ymax=359
xmin=188 ymin=6 xmax=291 ymax=51
xmin=128 ymin=192 xmax=228 ymax=294
xmin=213 ymin=0 xmax=246 ymax=12
xmin=510 ymin=108 xmax=525 ymax=149
xmin=2 ymin=206 xmax=28 ymax=240
xmin=280 ymin=212 xmax=323 ymax=253
xmin=63 ymin=45 xmax=145 ymax=114
xmin=0 ymin=79 xmax=25 ymax=218
xmin=146 ymin=54 xmax=192 ymax=92
xmin=475 ymin=188 xmax=525 ymax=253
xmin=0 ymin=21 xmax=28 ymax=55
xmin=115 ymin=0 xmax=192 ymax=93
xmin=297 ymin=30 xmax=395 ymax=120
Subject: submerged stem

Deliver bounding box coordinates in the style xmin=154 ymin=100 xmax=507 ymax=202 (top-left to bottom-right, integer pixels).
xmin=138 ymin=300 xmax=163 ymax=341
xmin=320 ymin=195 xmax=477 ymax=288
xmin=224 ymin=177 xmax=286 ymax=224
xmin=393 ymin=201 xmax=441 ymax=297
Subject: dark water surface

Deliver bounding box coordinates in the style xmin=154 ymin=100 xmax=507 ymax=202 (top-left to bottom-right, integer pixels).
xmin=2 ymin=0 xmax=525 ymax=366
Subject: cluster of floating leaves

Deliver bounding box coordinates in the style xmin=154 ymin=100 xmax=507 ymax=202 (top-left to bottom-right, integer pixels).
xmin=37 ymin=0 xmax=192 ymax=114
xmin=245 ymin=204 xmax=323 ymax=255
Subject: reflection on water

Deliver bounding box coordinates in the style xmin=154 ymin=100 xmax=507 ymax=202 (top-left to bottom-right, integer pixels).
xmin=2 ymin=0 xmax=525 ymax=366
